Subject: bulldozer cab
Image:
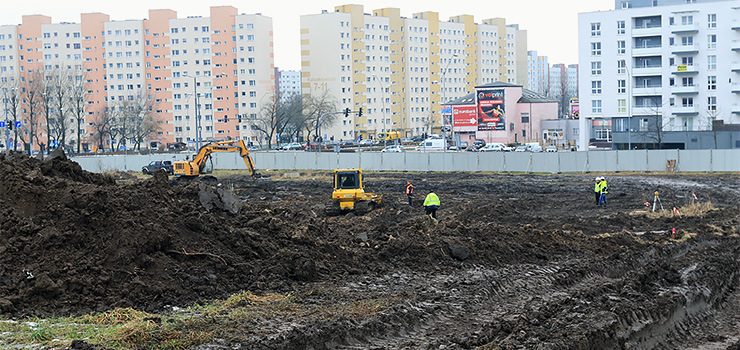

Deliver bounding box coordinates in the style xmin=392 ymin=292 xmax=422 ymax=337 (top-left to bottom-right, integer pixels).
xmin=335 ymin=170 xmax=361 ymax=190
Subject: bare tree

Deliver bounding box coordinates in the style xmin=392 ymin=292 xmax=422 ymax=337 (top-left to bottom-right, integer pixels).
xmin=20 ymin=71 xmax=45 ymax=154
xmin=69 ymin=70 xmax=87 ymax=153
xmin=635 ymin=95 xmax=670 ymax=149
xmin=110 ymin=90 xmax=161 ymax=151
xmin=1 ymin=75 xmax=20 ymax=152
xmin=702 ymin=104 xmax=722 ymax=149
xmin=90 ymin=106 xmax=113 ymax=152
xmin=249 ymin=93 xmax=304 ymax=149
xmin=301 ymin=91 xmax=338 ymax=141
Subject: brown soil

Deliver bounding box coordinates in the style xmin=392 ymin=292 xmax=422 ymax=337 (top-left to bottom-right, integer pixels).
xmin=1 ymin=152 xmax=740 ymax=349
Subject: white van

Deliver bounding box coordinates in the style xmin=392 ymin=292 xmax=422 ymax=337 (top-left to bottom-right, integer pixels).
xmin=415 ymin=138 xmax=446 ymax=151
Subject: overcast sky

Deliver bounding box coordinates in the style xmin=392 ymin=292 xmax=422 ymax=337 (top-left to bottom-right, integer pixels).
xmin=2 ymin=0 xmax=614 ymax=70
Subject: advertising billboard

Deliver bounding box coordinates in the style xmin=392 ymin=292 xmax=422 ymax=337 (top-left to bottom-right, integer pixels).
xmin=452 ymin=105 xmax=477 ymax=128
xmin=476 ymin=89 xmax=505 ymax=131
xmin=571 ymin=104 xmax=579 ymax=118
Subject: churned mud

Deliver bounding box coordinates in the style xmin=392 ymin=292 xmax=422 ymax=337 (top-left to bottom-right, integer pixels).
xmin=1 ymin=152 xmax=739 ymax=349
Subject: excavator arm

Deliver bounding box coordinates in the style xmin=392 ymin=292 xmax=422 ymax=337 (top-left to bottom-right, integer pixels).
xmin=173 ymin=140 xmax=258 ymax=178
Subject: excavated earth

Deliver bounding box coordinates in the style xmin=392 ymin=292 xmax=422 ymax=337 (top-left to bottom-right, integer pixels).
xmin=1 ymin=152 xmax=740 ymax=349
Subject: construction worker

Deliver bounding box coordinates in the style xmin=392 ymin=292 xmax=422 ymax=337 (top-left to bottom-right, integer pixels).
xmin=406 ymin=181 xmax=414 ymax=206
xmin=594 ymin=177 xmax=602 ymax=206
xmin=423 ymin=191 xmax=441 ymax=219
xmin=598 ymin=177 xmax=608 ymax=207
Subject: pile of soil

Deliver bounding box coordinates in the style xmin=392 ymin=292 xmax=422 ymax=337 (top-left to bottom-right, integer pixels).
xmin=1 ymin=152 xmax=740 ymax=349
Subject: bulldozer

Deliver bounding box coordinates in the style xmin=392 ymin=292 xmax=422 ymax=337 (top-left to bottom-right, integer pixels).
xmin=326 ymin=169 xmax=382 ymax=215
xmin=173 ymin=140 xmax=258 ymax=178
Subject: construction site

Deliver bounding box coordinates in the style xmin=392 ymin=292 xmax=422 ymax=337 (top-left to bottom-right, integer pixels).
xmin=1 ymin=150 xmax=739 ymax=349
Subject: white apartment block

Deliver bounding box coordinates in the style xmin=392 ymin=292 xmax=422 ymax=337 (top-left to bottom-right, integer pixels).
xmin=578 ymin=0 xmax=740 ymax=149
xmin=549 ymin=64 xmax=579 ymax=117
xmin=277 ymin=70 xmax=301 ymax=103
xmin=301 ymin=5 xmax=528 ymax=142
xmin=527 ymin=50 xmax=549 ymax=95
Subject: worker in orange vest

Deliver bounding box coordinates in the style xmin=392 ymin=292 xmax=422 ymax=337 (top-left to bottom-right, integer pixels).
xmin=406 ymin=181 xmax=414 ymax=206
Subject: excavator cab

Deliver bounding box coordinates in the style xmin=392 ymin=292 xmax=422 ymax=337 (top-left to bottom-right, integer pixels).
xmin=326 ymin=169 xmax=382 ymax=215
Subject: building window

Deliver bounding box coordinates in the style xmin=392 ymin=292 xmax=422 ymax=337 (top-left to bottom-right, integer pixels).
xmin=707 ymin=35 xmax=716 ymax=49
xmin=617 ymin=40 xmax=626 ymax=54
xmin=591 ymin=61 xmax=602 ymax=75
xmin=618 ymin=99 xmax=626 ymax=113
xmin=706 ymin=96 xmax=717 ymax=111
xmin=682 ymin=97 xmax=693 ymax=107
xmin=681 ymin=15 xmax=693 ymax=25
xmin=590 ymin=42 xmax=601 ymax=56
xmin=707 ymin=76 xmax=717 ymax=90
xmin=595 ymin=128 xmax=611 ymax=141
xmin=707 ymin=55 xmax=716 ymax=70
xmin=617 ymin=60 xmax=626 ymax=74
xmin=681 ymin=36 xmax=693 ymax=46
xmin=521 ymin=113 xmax=530 ymax=123
xmin=591 ymin=23 xmax=601 ymax=37
xmin=707 ymin=14 xmax=716 ymax=28
xmin=639 ymin=118 xmax=649 ymax=132
xmin=617 ymin=80 xmax=626 ymax=94
xmin=591 ymin=81 xmax=602 ymax=94
xmin=681 ymin=77 xmax=694 ymax=87
xmin=592 ymin=100 xmax=602 ymax=114
xmin=617 ymin=20 xmax=625 ymax=35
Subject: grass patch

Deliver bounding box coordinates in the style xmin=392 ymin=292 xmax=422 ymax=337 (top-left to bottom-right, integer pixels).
xmin=0 ymin=290 xmax=395 ymax=349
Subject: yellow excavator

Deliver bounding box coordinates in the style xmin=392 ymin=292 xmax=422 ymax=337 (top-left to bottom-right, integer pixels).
xmin=326 ymin=169 xmax=382 ymax=215
xmin=173 ymin=140 xmax=258 ymax=178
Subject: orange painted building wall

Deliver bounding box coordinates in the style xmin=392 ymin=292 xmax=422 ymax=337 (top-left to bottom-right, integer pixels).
xmin=210 ymin=6 xmax=238 ymax=141
xmin=144 ymin=9 xmax=176 ymax=147
xmin=17 ymin=15 xmax=51 ymax=151
xmin=81 ymin=12 xmax=110 ymax=150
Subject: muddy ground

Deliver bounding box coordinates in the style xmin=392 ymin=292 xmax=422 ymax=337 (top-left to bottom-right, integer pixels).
xmin=1 ymin=152 xmax=739 ymax=349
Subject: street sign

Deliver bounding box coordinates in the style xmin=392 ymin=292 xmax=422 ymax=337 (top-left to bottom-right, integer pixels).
xmin=14 ymin=121 xmax=21 ymax=128
xmin=0 ymin=122 xmax=4 ymax=128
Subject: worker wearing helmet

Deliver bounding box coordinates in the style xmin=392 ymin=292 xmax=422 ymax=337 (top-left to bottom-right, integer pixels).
xmin=406 ymin=181 xmax=414 ymax=206
xmin=598 ymin=177 xmax=608 ymax=207
xmin=423 ymin=191 xmax=441 ymax=219
xmin=594 ymin=177 xmax=602 ymax=206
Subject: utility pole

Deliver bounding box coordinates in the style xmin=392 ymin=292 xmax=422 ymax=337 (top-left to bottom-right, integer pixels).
xmin=442 ymin=54 xmax=458 ymax=152
xmin=3 ymin=88 xmax=9 ymax=154
xmin=194 ymin=76 xmax=202 ymax=151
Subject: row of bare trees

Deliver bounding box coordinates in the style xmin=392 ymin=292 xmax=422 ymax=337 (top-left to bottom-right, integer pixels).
xmin=249 ymin=91 xmax=338 ymax=149
xmin=2 ymin=69 xmax=160 ymax=154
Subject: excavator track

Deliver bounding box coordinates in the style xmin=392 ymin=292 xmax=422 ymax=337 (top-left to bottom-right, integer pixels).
xmin=324 ymin=202 xmax=343 ymax=216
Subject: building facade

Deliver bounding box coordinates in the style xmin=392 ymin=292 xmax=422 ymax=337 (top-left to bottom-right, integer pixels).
xmin=548 ymin=63 xmax=580 ymax=118
xmin=527 ymin=50 xmax=549 ymax=96
xmin=277 ymin=69 xmax=301 ymax=103
xmin=578 ymin=0 xmax=740 ymax=150
xmin=300 ymin=5 xmax=528 ymax=142
xmin=0 ymin=6 xmax=274 ymax=152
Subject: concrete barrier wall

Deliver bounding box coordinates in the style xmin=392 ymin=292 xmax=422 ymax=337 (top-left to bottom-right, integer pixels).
xmin=71 ymin=149 xmax=740 ymax=174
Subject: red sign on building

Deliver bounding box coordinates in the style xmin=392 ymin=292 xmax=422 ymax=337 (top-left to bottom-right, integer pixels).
xmin=452 ymin=105 xmax=477 ymax=127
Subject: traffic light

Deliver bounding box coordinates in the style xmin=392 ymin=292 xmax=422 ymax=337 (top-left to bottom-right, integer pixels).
xmin=224 ymin=115 xmax=229 ymax=123
xmin=344 ymin=108 xmax=350 ymax=117
xmin=238 ymin=115 xmax=242 ymax=123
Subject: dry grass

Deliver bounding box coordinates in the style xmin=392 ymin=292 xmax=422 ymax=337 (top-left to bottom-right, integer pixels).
xmin=630 ymin=201 xmax=717 ymax=219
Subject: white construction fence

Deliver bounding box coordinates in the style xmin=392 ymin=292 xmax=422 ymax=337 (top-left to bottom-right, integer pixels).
xmin=71 ymin=149 xmax=740 ymax=174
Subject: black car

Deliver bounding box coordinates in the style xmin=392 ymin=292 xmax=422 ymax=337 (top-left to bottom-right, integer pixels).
xmin=142 ymin=160 xmax=174 ymax=175
xmin=473 ymin=139 xmax=486 ymax=149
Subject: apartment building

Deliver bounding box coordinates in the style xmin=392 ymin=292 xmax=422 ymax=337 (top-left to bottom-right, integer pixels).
xmin=0 ymin=6 xmax=274 ymax=152
xmin=277 ymin=69 xmax=301 ymax=103
xmin=300 ymin=5 xmax=528 ymax=142
xmin=578 ymin=0 xmax=740 ymax=150
xmin=548 ymin=63 xmax=580 ymax=118
xmin=527 ymin=50 xmax=549 ymax=96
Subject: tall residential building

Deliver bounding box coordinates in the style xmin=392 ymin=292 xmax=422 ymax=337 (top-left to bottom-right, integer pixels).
xmin=277 ymin=69 xmax=301 ymax=103
xmin=616 ymin=0 xmax=728 ymax=9
xmin=0 ymin=6 xmax=274 ymax=152
xmin=527 ymin=50 xmax=549 ymax=95
xmin=548 ymin=63 xmax=579 ymax=117
xmin=578 ymin=0 xmax=740 ymax=150
xmin=300 ymin=5 xmax=528 ymax=142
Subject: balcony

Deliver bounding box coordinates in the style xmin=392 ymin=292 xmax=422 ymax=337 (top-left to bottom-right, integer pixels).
xmin=671 ymin=64 xmax=698 ymax=75
xmin=733 ymin=40 xmax=740 ymax=52
xmin=671 ymin=44 xmax=699 ymax=55
xmin=632 ymin=86 xmax=663 ymax=96
xmin=632 ymin=106 xmax=662 ymax=115
xmin=632 ymin=45 xmax=662 ymax=56
xmin=733 ymin=104 xmax=740 ymax=114
xmin=732 ymin=83 xmax=740 ymax=94
xmin=733 ymin=20 xmax=740 ymax=31
xmin=670 ymin=23 xmax=699 ymax=34
xmin=733 ymin=62 xmax=740 ymax=73
xmin=673 ymin=106 xmax=698 ymax=115
xmin=671 ymin=85 xmax=699 ymax=95
xmin=632 ymin=65 xmax=662 ymax=76
xmin=632 ymin=25 xmax=662 ymax=37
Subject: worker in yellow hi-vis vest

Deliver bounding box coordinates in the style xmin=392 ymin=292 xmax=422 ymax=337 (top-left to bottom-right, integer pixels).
xmin=423 ymin=191 xmax=441 ymax=219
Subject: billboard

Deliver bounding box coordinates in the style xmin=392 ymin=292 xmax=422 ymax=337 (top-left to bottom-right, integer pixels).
xmin=452 ymin=105 xmax=477 ymax=127
xmin=476 ymin=89 xmax=505 ymax=131
xmin=571 ymin=104 xmax=579 ymax=118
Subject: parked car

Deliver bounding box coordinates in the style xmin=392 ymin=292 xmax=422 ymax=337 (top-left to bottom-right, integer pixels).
xmin=359 ymin=139 xmax=373 ymax=146
xmin=142 ymin=160 xmax=173 ymax=175
xmin=381 ymin=145 xmax=405 ymax=153
xmin=465 ymin=146 xmax=480 ymax=152
xmin=416 ymin=138 xmax=446 ymax=151
xmin=529 ymin=145 xmax=544 ymax=152
xmin=514 ymin=145 xmax=527 ymax=152
xmin=545 ymin=146 xmax=558 ymax=153
xmin=340 ymin=140 xmax=357 ymax=147
xmin=281 ymin=142 xmax=303 ymax=151
xmin=447 ymin=145 xmax=460 ymax=151
xmin=473 ymin=139 xmax=486 ymax=149
xmin=479 ymin=143 xmax=511 ymax=152
xmin=400 ymin=137 xmax=413 ymax=144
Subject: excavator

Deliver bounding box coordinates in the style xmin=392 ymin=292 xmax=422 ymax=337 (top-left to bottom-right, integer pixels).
xmin=326 ymin=169 xmax=382 ymax=215
xmin=173 ymin=140 xmax=258 ymax=178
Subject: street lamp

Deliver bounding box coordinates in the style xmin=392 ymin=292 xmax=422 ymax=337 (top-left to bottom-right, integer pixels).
xmin=442 ymin=54 xmax=458 ymax=152
xmin=372 ymin=74 xmax=386 ymax=147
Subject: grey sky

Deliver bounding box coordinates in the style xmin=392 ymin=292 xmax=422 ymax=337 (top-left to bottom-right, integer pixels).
xmin=2 ymin=0 xmax=614 ymax=70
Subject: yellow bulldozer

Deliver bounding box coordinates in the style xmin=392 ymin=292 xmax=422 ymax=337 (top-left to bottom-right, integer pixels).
xmin=326 ymin=169 xmax=382 ymax=215
xmin=173 ymin=140 xmax=258 ymax=178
